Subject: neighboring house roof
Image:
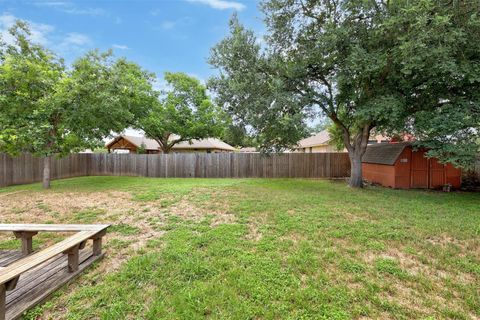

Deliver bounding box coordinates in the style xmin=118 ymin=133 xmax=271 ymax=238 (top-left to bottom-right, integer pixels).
xmin=108 ymin=135 xmax=159 ymax=150
xmin=174 ymin=138 xmax=235 ymax=151
xmin=106 ymin=135 xmax=235 ymax=151
xmin=362 ymin=142 xmax=411 ymax=165
xmin=371 ymin=134 xmax=390 ymax=142
xmin=238 ymin=147 xmax=258 ymax=153
xmin=297 ymin=130 xmax=331 ymax=148
xmin=298 ymin=130 xmax=401 ymax=149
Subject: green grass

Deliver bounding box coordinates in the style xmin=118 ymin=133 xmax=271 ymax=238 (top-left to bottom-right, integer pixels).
xmin=1 ymin=176 xmax=479 ymax=319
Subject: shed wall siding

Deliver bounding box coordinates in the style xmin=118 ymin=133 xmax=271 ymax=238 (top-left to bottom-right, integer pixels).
xmin=363 ymin=146 xmax=462 ymax=189
xmin=394 ymin=148 xmax=411 ymax=189
xmin=411 ymin=149 xmax=429 ymax=188
xmin=362 ymin=163 xmax=396 ymax=187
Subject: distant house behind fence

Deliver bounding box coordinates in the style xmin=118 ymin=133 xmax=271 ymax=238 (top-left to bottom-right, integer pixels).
xmin=106 ymin=135 xmax=235 ymax=154
xmin=295 ymin=130 xmax=391 ymax=153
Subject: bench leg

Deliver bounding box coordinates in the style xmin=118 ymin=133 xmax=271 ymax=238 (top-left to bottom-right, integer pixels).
xmin=0 ymin=284 xmax=5 ymax=320
xmin=13 ymin=231 xmax=38 ymax=255
xmin=66 ymin=245 xmax=80 ymax=273
xmin=93 ymin=237 xmax=102 ymax=256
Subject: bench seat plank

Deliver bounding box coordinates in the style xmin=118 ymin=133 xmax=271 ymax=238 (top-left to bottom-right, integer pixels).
xmin=0 ymin=231 xmax=99 ymax=286
xmin=0 ymin=224 xmax=109 ymax=233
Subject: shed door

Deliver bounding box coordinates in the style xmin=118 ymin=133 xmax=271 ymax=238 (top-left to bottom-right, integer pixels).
xmin=411 ymin=150 xmax=428 ymax=188
xmin=429 ymin=158 xmax=445 ymax=189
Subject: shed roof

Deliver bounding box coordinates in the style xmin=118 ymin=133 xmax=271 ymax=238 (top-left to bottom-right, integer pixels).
xmin=362 ymin=142 xmax=411 ymax=165
xmin=106 ymin=135 xmax=235 ymax=151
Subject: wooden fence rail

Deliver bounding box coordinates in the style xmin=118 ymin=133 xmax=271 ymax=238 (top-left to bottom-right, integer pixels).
xmin=0 ymin=153 xmax=351 ymax=188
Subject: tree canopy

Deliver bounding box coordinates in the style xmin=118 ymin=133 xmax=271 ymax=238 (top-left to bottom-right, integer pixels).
xmin=209 ymin=1 xmax=480 ymax=187
xmin=0 ymin=21 xmax=156 ymax=187
xmin=221 ymin=123 xmax=255 ymax=148
xmin=135 ymin=72 xmax=225 ymax=153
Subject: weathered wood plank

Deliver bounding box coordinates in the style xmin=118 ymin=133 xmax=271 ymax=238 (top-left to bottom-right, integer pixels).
xmin=0 ymin=224 xmax=109 ymax=233
xmin=5 ymin=251 xmax=104 ymax=320
xmin=4 ymin=249 xmax=91 ymax=303
xmin=0 ymin=253 xmax=24 ymax=268
xmin=0 ymin=231 xmax=99 ymax=286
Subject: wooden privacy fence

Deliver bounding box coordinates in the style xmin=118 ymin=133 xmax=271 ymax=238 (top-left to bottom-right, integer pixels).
xmin=0 ymin=153 xmax=351 ymax=188
xmin=0 ymin=153 xmax=90 ymax=188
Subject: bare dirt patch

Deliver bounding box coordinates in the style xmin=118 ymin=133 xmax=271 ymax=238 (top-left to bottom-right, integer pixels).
xmin=364 ymin=247 xmax=476 ymax=315
xmin=167 ymin=188 xmax=239 ymax=226
xmin=0 ymin=190 xmax=167 ymax=270
xmin=245 ymin=223 xmax=262 ymax=241
xmin=0 ymin=186 xmax=242 ymax=319
xmin=0 ymin=188 xmax=237 ymax=273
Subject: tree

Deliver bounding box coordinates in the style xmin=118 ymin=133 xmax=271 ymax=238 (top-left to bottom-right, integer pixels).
xmin=0 ymin=21 xmax=156 ymax=188
xmin=137 ymin=142 xmax=147 ymax=154
xmin=222 ymin=123 xmax=255 ymax=148
xmin=135 ymin=72 xmax=225 ymax=154
xmin=381 ymin=1 xmax=480 ymax=168
xmin=209 ymin=2 xmax=480 ymax=188
xmin=306 ymin=118 xmax=330 ymax=137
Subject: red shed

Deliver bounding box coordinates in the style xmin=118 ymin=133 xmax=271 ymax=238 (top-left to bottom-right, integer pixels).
xmin=362 ymin=142 xmax=461 ymax=189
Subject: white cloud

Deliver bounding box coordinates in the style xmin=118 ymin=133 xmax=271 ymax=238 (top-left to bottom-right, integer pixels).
xmin=61 ymin=32 xmax=92 ymax=46
xmin=150 ymin=9 xmax=161 ymax=16
xmin=34 ymin=1 xmax=107 ymax=16
xmin=112 ymin=44 xmax=129 ymax=50
xmin=186 ymin=0 xmax=245 ymax=11
xmin=0 ymin=14 xmax=94 ymax=61
xmin=0 ymin=13 xmax=54 ymax=46
xmin=160 ymin=17 xmax=194 ymax=31
xmin=161 ymin=21 xmax=176 ymax=30
xmin=53 ymin=32 xmax=93 ymax=57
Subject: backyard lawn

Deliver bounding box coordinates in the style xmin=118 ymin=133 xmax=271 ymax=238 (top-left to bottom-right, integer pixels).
xmin=0 ymin=177 xmax=479 ymax=319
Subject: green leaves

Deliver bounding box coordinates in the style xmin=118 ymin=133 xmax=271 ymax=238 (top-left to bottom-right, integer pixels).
xmin=135 ymin=72 xmax=226 ymax=153
xmin=208 ymin=15 xmax=308 ymax=152
xmin=209 ymin=1 xmax=480 ymax=168
xmin=0 ymin=20 xmax=156 ymax=158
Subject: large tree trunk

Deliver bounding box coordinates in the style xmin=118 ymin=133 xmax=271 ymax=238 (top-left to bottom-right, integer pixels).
xmin=161 ymin=144 xmax=172 ymax=154
xmin=42 ymin=155 xmax=51 ymax=189
xmin=340 ymin=123 xmax=371 ymax=188
xmin=349 ymin=151 xmax=364 ymax=188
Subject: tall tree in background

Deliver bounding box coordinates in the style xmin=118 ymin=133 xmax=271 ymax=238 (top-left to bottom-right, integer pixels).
xmin=0 ymin=21 xmax=156 ymax=188
xmin=209 ymin=2 xmax=480 ymax=188
xmin=222 ymin=123 xmax=255 ymax=148
xmin=386 ymin=0 xmax=480 ymax=167
xmin=135 ymin=72 xmax=225 ymax=154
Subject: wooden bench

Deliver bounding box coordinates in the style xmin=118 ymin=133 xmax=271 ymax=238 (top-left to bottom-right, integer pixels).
xmin=0 ymin=224 xmax=109 ymax=320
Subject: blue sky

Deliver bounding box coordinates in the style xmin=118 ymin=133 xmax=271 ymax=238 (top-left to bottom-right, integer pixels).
xmin=0 ymin=0 xmax=263 ymax=84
